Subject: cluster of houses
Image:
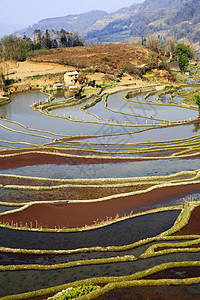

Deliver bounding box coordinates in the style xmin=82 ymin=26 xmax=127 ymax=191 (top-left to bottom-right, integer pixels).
xmin=53 ymin=71 xmax=79 ymax=89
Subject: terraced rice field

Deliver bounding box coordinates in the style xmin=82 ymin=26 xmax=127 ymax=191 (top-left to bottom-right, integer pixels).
xmin=0 ymin=80 xmax=200 ymax=299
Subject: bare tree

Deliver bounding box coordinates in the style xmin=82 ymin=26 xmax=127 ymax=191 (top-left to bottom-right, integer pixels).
xmin=32 ymin=29 xmax=84 ymax=50
xmin=147 ymin=34 xmax=163 ymax=54
xmin=33 ymin=29 xmax=43 ymax=49
xmin=0 ymin=66 xmax=5 ymax=91
xmin=41 ymin=29 xmax=52 ymax=49
xmin=164 ymin=36 xmax=177 ymax=61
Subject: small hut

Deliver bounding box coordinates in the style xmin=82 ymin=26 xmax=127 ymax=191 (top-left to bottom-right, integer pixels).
xmin=64 ymin=71 xmax=79 ymax=85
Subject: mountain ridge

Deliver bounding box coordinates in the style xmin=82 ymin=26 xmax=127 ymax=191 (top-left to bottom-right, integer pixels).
xmin=14 ymin=0 xmax=200 ymax=46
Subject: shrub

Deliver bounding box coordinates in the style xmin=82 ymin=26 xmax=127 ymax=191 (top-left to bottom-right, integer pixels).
xmin=103 ymin=56 xmax=109 ymax=62
xmin=122 ymin=63 xmax=143 ymax=77
xmin=62 ymin=285 xmax=99 ymax=299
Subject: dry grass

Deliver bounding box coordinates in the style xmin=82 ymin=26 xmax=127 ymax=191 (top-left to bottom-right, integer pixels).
xmin=28 ymin=44 xmax=152 ymax=74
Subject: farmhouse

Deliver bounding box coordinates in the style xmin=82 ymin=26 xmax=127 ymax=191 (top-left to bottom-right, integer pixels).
xmin=64 ymin=71 xmax=79 ymax=85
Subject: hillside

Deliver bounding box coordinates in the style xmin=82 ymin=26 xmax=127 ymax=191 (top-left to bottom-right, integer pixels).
xmin=168 ymin=0 xmax=200 ymax=41
xmin=28 ymin=43 xmax=151 ymax=74
xmin=85 ymin=0 xmax=199 ymax=44
xmin=19 ymin=10 xmax=108 ymax=38
xmin=26 ymin=43 xmax=175 ymax=85
xmin=15 ymin=0 xmax=200 ymax=47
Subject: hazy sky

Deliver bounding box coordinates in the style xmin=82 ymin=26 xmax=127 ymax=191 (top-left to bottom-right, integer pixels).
xmin=1 ymin=0 xmax=144 ymax=26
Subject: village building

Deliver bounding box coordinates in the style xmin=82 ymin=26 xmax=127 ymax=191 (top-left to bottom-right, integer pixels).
xmin=64 ymin=71 xmax=79 ymax=85
xmin=53 ymin=82 xmax=63 ymax=89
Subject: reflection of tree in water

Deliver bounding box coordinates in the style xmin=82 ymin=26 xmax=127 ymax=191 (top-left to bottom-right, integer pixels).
xmin=193 ymin=122 xmax=200 ymax=133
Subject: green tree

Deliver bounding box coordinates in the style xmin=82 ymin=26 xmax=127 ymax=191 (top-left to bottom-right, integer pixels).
xmin=0 ymin=35 xmax=30 ymax=61
xmin=178 ymin=53 xmax=189 ymax=72
xmin=194 ymin=94 xmax=200 ymax=118
xmin=175 ymin=44 xmax=190 ymax=72
xmin=175 ymin=44 xmax=190 ymax=56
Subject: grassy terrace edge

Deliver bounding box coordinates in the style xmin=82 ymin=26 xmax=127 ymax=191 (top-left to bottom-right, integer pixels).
xmin=1 ymin=78 xmax=200 ymax=299
xmin=0 ymin=203 xmax=182 ymax=232
xmin=0 ymin=202 xmax=199 ymax=245
xmin=28 ymin=84 xmax=199 ymax=128
xmin=0 ymin=177 xmax=199 ymax=211
xmin=0 ymin=204 xmax=199 ymax=299
xmin=2 ymin=262 xmax=200 ymax=300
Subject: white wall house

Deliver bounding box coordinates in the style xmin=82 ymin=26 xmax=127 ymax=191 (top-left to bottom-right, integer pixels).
xmin=64 ymin=71 xmax=79 ymax=85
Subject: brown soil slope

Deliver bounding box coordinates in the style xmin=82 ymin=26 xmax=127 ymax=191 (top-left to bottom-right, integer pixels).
xmin=29 ymin=44 xmax=153 ymax=74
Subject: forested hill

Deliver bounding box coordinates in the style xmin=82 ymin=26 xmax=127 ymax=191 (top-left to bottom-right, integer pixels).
xmin=15 ymin=0 xmax=200 ymax=45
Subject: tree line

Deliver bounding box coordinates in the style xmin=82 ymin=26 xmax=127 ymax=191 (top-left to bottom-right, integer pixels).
xmin=147 ymin=34 xmax=197 ymax=72
xmin=0 ymin=29 xmax=84 ymax=61
xmin=32 ymin=29 xmax=84 ymax=50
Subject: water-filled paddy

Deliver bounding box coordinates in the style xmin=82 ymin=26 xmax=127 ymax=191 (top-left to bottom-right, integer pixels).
xmin=0 ymin=91 xmax=199 ymax=149
xmin=0 ymin=240 xmax=191 ymax=266
xmin=0 ymin=210 xmax=179 ymax=250
xmin=122 ymin=192 xmax=200 ymax=214
xmin=0 ymin=205 xmax=20 ymax=213
xmin=107 ymin=93 xmax=197 ymax=121
xmin=98 ymin=284 xmax=200 ymax=299
xmin=87 ymin=94 xmax=161 ymax=123
xmin=0 ymin=252 xmax=199 ymax=298
xmin=172 ymin=96 xmax=185 ymax=104
xmin=52 ymin=98 xmax=98 ymax=122
xmin=0 ymin=122 xmax=53 ymax=146
xmin=0 ymin=91 xmax=150 ymax=141
xmin=182 ymin=86 xmax=196 ymax=91
xmin=158 ymin=93 xmax=172 ymax=104
xmin=0 ymin=87 xmax=199 ymax=298
xmin=89 ymin=103 xmax=156 ymax=124
xmin=81 ymin=124 xmax=200 ymax=144
xmin=145 ymin=94 xmax=158 ymax=102
xmin=1 ymin=157 xmax=199 ymax=179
